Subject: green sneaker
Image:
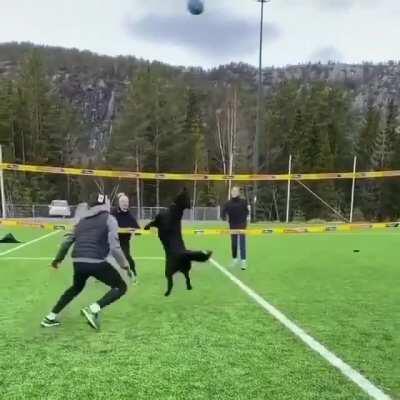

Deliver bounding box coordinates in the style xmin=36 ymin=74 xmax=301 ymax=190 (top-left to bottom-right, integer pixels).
xmin=81 ymin=307 xmax=100 ymax=330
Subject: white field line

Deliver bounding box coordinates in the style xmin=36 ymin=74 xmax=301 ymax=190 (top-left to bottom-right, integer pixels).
xmin=0 ymin=230 xmax=61 ymax=257
xmin=210 ymin=258 xmax=391 ymax=400
xmin=0 ymin=256 xmax=164 ymax=261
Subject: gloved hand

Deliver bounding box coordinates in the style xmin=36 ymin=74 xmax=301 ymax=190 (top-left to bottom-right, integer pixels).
xmin=51 ymin=260 xmax=60 ymax=269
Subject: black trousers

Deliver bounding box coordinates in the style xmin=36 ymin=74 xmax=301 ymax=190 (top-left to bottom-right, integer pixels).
xmin=120 ymin=239 xmax=137 ymax=276
xmin=231 ymin=234 xmax=246 ymax=260
xmin=52 ymin=262 xmax=127 ymax=314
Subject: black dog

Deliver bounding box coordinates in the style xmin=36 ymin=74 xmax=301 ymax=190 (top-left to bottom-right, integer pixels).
xmin=144 ymin=188 xmax=212 ymax=296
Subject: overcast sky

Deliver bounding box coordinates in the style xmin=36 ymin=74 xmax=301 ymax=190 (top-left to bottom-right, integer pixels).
xmin=1 ymin=0 xmax=399 ymax=69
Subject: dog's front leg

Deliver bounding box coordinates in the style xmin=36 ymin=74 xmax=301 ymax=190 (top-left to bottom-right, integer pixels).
xmin=165 ymin=273 xmax=173 ymax=296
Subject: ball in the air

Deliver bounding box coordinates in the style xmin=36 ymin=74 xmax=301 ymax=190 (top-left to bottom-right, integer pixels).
xmin=188 ymin=0 xmax=204 ymax=15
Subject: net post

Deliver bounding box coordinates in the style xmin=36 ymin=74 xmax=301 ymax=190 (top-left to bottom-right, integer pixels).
xmin=135 ymin=146 xmax=141 ymax=221
xmin=0 ymin=145 xmax=7 ymax=218
xmin=285 ymin=154 xmax=292 ymax=223
xmin=349 ymin=156 xmax=357 ymax=223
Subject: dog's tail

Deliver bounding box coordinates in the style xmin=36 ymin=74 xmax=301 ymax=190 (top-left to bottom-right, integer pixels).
xmin=184 ymin=250 xmax=212 ymax=263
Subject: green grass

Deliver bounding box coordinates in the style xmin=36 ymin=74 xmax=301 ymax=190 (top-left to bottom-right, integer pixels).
xmin=0 ymin=227 xmax=399 ymax=399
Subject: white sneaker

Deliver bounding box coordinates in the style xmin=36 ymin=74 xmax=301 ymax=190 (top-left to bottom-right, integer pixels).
xmin=230 ymin=258 xmax=239 ymax=268
xmin=240 ymin=260 xmax=247 ymax=270
xmin=40 ymin=317 xmax=61 ymax=328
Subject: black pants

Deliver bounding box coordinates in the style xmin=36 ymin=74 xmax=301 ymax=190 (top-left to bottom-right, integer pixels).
xmin=52 ymin=262 xmax=127 ymax=314
xmin=120 ymin=239 xmax=137 ymax=276
xmin=120 ymin=240 xmax=137 ymax=276
xmin=231 ymin=234 xmax=246 ymax=260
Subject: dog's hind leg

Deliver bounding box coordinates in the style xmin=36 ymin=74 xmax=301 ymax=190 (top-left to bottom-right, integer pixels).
xmin=182 ymin=269 xmax=192 ymax=291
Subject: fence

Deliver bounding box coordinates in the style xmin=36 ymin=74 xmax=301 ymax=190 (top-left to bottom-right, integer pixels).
xmin=132 ymin=206 xmax=221 ymax=221
xmin=5 ymin=204 xmax=78 ymax=219
xmin=4 ymin=204 xmax=222 ymax=222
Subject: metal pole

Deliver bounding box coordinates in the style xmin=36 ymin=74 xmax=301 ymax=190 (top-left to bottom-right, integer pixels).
xmin=135 ymin=146 xmax=141 ymax=221
xmin=285 ymin=154 xmax=292 ymax=223
xmin=228 ymin=154 xmax=233 ymax=200
xmin=349 ymin=156 xmax=357 ymax=223
xmin=0 ymin=145 xmax=7 ymax=218
xmin=192 ymin=180 xmax=197 ymax=221
xmin=252 ymin=0 xmax=268 ymax=222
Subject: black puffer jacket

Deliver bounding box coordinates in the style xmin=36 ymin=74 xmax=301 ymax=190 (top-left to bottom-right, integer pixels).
xmin=222 ymin=197 xmax=249 ymax=229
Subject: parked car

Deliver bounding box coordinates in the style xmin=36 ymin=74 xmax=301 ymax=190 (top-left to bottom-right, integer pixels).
xmin=49 ymin=200 xmax=71 ymax=218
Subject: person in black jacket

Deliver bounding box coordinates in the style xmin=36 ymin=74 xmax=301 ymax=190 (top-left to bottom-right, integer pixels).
xmin=111 ymin=193 xmax=140 ymax=280
xmin=222 ymin=186 xmax=249 ymax=270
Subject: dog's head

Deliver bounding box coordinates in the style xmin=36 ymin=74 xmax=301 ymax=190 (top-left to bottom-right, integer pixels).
xmin=174 ymin=187 xmax=191 ymax=210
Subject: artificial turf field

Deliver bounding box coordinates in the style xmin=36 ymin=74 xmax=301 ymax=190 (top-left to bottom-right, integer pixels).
xmin=0 ymin=227 xmax=399 ymax=400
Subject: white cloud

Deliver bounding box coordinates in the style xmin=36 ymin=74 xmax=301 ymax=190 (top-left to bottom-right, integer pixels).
xmin=126 ymin=13 xmax=280 ymax=60
xmin=310 ymin=46 xmax=344 ymax=63
xmin=0 ymin=0 xmax=399 ymax=67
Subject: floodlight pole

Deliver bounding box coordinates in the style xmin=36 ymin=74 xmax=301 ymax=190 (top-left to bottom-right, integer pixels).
xmin=253 ymin=0 xmax=269 ymax=222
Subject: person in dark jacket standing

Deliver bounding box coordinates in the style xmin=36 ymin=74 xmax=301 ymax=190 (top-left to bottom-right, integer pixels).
xmin=222 ymin=186 xmax=249 ymax=270
xmin=111 ymin=193 xmax=140 ymax=280
xmin=41 ymin=193 xmax=131 ymax=330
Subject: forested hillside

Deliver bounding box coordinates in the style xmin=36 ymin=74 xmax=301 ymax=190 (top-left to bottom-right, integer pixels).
xmin=1 ymin=42 xmax=399 ymax=220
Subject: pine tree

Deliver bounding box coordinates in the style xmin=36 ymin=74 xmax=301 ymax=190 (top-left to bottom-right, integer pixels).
xmin=0 ymin=80 xmax=16 ymax=147
xmin=383 ymin=99 xmax=398 ymax=168
xmin=179 ymin=87 xmax=209 ymax=206
xmin=107 ymin=68 xmax=186 ymax=206
xmin=357 ymin=100 xmax=381 ymax=170
xmin=287 ymin=109 xmax=304 ymax=159
xmin=354 ymin=101 xmax=382 ymax=219
xmin=374 ymin=99 xmax=400 ymax=219
xmin=1 ymin=50 xmax=85 ymax=204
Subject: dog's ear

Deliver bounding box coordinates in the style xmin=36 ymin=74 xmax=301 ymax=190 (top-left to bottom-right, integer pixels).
xmin=174 ymin=187 xmax=191 ymax=210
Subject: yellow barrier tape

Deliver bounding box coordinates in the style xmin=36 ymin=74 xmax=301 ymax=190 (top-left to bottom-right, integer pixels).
xmin=0 ymin=219 xmax=398 ymax=236
xmin=2 ymin=162 xmax=400 ymax=181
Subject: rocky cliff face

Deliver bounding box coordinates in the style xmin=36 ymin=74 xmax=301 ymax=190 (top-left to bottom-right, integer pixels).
xmin=267 ymin=62 xmax=400 ymax=109
xmin=54 ymin=70 xmax=127 ymax=162
xmin=0 ymin=43 xmax=138 ymax=164
xmin=211 ymin=61 xmax=400 ymax=110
